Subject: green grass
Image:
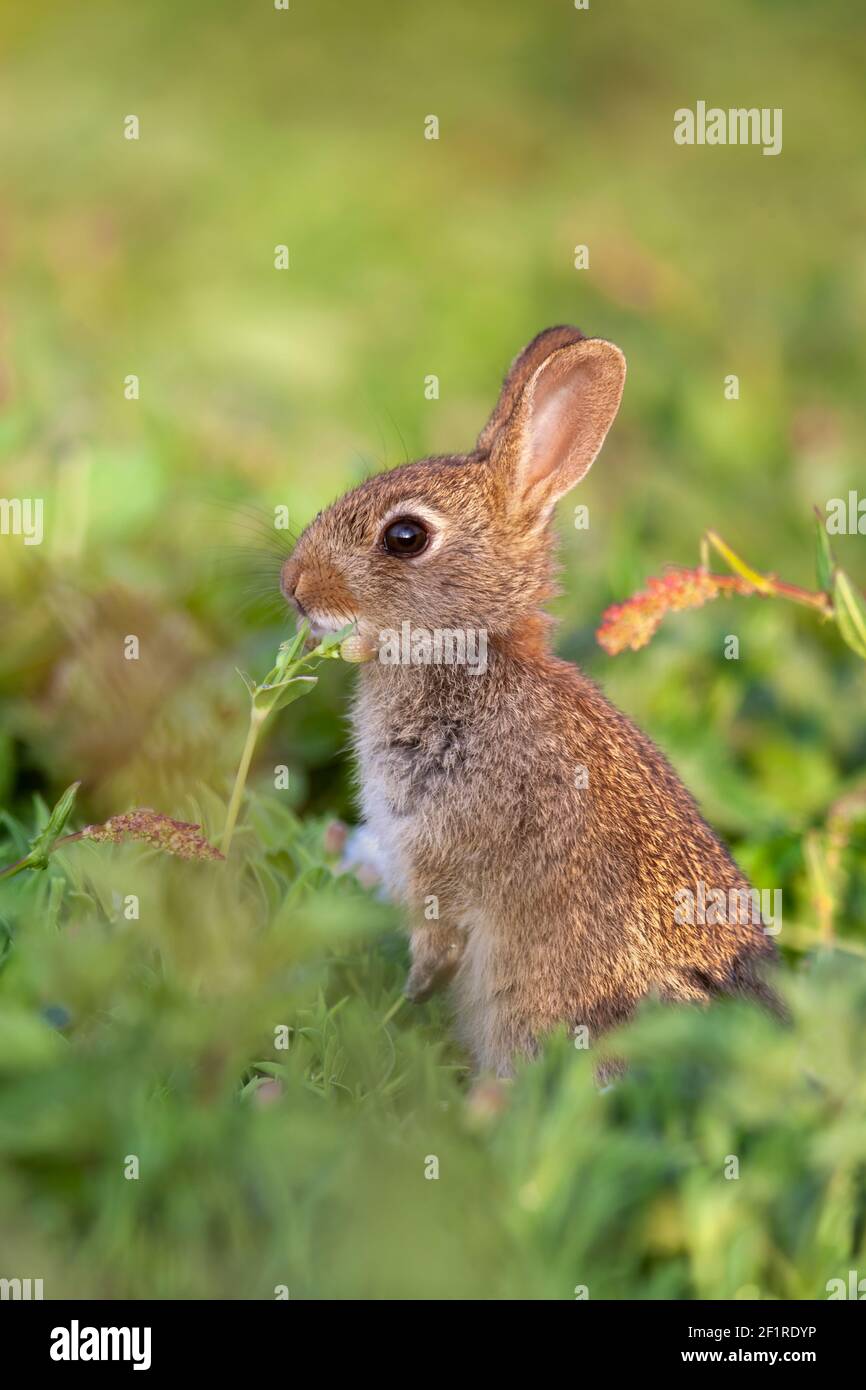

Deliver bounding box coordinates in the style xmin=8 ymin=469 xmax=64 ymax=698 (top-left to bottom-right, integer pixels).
xmin=1 ymin=787 xmax=865 ymax=1299
xmin=0 ymin=0 xmax=865 ymax=1299
xmin=1 ymin=786 xmax=865 ymax=1300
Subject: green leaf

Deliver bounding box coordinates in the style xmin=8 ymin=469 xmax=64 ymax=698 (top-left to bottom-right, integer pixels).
xmin=236 ymin=667 xmax=257 ymax=698
xmin=253 ymin=674 xmax=318 ymax=716
xmin=0 ymin=917 xmax=13 ymax=972
xmin=26 ymin=781 xmax=81 ymax=870
xmin=307 ymin=621 xmax=357 ymax=659
xmin=276 ymin=624 xmax=311 ymax=671
xmin=833 ymin=569 xmax=866 ymax=661
xmin=0 ymin=1005 xmax=63 ymax=1072
xmin=268 ymin=675 xmax=319 ymax=713
xmin=705 ymin=530 xmax=772 ymax=593
xmin=814 ymin=510 xmax=835 ymax=594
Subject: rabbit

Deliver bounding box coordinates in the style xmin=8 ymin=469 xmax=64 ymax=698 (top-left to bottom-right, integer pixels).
xmin=281 ymin=325 xmax=780 ymax=1076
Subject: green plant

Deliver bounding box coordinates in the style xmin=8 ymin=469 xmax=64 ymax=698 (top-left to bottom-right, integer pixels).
xmin=222 ymin=621 xmax=355 ymax=855
xmin=598 ymin=517 xmax=866 ymax=661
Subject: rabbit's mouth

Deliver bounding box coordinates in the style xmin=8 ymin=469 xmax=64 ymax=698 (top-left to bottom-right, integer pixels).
xmin=287 ymin=590 xmax=349 ymax=639
xmin=305 ymin=612 xmax=357 ymax=643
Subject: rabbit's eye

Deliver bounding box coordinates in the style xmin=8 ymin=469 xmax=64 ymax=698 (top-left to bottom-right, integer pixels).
xmin=381 ymin=516 xmax=429 ymax=557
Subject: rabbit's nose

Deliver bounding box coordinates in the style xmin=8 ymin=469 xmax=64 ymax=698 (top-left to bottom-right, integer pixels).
xmin=281 ymin=555 xmax=356 ymax=618
xmin=293 ymin=572 xmax=317 ymax=614
xmin=280 ymin=557 xmax=303 ymax=606
xmin=281 ymin=559 xmax=319 ymax=618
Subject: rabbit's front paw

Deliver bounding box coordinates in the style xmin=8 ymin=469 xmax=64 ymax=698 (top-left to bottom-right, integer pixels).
xmin=404 ymin=929 xmax=464 ymax=1003
xmin=404 ymin=961 xmax=438 ymax=1004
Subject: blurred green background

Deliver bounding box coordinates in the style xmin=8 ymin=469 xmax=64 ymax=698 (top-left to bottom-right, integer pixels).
xmin=0 ymin=0 xmax=864 ymax=1300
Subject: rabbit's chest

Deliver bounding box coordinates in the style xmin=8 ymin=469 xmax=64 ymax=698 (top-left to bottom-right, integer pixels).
xmin=355 ymin=698 xmax=468 ymax=807
xmin=358 ymin=767 xmax=456 ymax=904
xmin=353 ymin=709 xmax=472 ymax=888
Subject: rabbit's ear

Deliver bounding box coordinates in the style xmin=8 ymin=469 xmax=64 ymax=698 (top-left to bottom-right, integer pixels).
xmin=491 ymin=337 xmax=626 ymax=517
xmin=477 ymin=325 xmax=586 ymax=456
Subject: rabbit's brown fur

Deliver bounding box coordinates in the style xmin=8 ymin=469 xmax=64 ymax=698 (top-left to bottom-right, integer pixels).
xmin=282 ymin=327 xmax=779 ymax=1075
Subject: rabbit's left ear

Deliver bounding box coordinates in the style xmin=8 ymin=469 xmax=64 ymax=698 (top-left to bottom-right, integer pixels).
xmin=491 ymin=338 xmax=626 ymax=517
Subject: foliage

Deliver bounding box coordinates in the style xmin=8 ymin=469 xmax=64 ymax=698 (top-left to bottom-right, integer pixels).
xmin=0 ymin=0 xmax=864 ymax=1300
xmin=597 ymin=519 xmax=864 ymax=658
xmin=1 ymin=786 xmax=865 ymax=1300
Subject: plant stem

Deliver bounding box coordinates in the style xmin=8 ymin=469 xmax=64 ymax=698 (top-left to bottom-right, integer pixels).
xmin=763 ymin=576 xmax=834 ymax=614
xmin=218 ymin=622 xmax=355 ymax=858
xmin=0 ymin=856 xmax=31 ymax=881
xmin=703 ymin=530 xmax=834 ymax=616
xmin=0 ymin=831 xmax=85 ymax=881
xmin=220 ymin=709 xmax=268 ymax=858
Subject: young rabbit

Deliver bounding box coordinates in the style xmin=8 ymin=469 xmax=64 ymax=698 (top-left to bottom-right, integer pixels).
xmin=281 ymin=326 xmax=779 ymax=1076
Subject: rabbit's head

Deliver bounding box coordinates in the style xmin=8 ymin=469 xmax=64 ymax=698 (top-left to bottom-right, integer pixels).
xmin=281 ymin=326 xmax=626 ymax=648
